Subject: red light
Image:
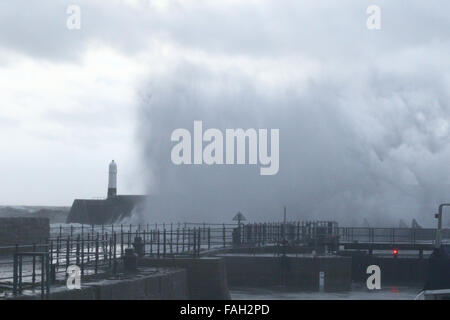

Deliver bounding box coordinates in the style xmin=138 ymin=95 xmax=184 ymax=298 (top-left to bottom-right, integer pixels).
xmin=393 ymin=249 xmax=398 ymax=255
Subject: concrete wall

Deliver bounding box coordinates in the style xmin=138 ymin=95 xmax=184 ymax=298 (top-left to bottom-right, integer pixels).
xmin=350 ymin=254 xmax=428 ymax=285
xmin=222 ymin=255 xmax=352 ymax=291
xmin=138 ymin=257 xmax=231 ymax=300
xmin=0 ymin=217 xmax=49 ymax=248
xmin=9 ymin=268 xmax=187 ymax=300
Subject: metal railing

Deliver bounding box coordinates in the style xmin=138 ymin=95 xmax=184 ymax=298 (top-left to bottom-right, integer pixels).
xmin=2 ymin=221 xmax=449 ymax=299
xmin=338 ymin=227 xmax=450 ymax=245
xmin=0 ymin=225 xmax=237 ymax=298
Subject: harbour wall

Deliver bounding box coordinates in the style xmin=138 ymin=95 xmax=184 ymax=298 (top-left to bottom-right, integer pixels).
xmin=138 ymin=257 xmax=231 ymax=300
xmin=350 ymin=254 xmax=428 ymax=285
xmin=221 ymin=255 xmax=352 ymax=291
xmin=10 ymin=268 xmax=187 ymax=300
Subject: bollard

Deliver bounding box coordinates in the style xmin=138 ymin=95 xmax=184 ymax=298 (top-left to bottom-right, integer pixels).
xmin=133 ymin=236 xmax=145 ymax=257
xmin=123 ymin=248 xmax=137 ymax=273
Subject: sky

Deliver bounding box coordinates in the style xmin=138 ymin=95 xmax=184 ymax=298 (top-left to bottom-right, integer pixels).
xmin=1 ymin=1 xmax=450 ymax=226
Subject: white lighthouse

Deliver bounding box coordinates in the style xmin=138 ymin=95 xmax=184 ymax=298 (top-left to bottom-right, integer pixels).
xmin=107 ymin=160 xmax=117 ymax=198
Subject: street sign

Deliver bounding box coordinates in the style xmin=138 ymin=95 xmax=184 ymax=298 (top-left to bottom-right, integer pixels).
xmin=233 ymin=212 xmax=246 ymax=223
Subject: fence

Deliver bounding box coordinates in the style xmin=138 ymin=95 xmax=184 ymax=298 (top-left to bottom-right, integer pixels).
xmin=0 ymin=224 xmax=237 ymax=298
xmin=338 ymin=227 xmax=450 ymax=245
xmin=1 ymin=221 xmax=449 ymax=299
xmin=237 ymin=221 xmax=339 ymax=246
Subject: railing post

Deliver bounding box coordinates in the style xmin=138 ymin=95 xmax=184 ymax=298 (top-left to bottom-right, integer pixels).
xmin=95 ymin=233 xmax=99 ymax=274
xmin=81 ymin=236 xmax=84 ymax=276
xmin=19 ymin=255 xmax=23 ymax=293
xmin=32 ymin=243 xmax=36 ymax=286
xmin=129 ymin=224 xmax=132 ymax=245
xmin=182 ymin=227 xmax=185 ymax=253
xmin=66 ymin=236 xmax=72 ymax=275
xmin=197 ymin=228 xmax=201 ymax=256
xmin=163 ymin=228 xmax=166 ymax=257
xmin=193 ymin=228 xmax=197 ymax=258
xmin=157 ymin=230 xmax=160 ymax=258
xmin=176 ymin=228 xmax=179 ymax=254
xmin=46 ymin=251 xmax=50 ymax=298
xmin=40 ymin=254 xmax=44 ymax=298
xmin=76 ymin=235 xmax=80 ymax=266
xmin=104 ymin=232 xmax=109 ymax=261
xmin=66 ymin=237 xmax=70 ymax=272
xmin=143 ymin=230 xmax=147 ymax=256
xmin=108 ymin=236 xmax=112 ymax=269
xmin=120 ymin=224 xmax=124 ymax=256
xmin=170 ymin=223 xmax=173 ymax=254
xmin=13 ymin=244 xmax=18 ymax=296
xmin=150 ymin=230 xmax=153 ymax=255
xmin=223 ymin=224 xmax=226 ymax=248
xmin=208 ymin=227 xmax=211 ymax=250
xmin=56 ymin=236 xmax=61 ymax=269
xmin=50 ymin=240 xmax=55 ymax=283
xmin=87 ymin=233 xmax=90 ymax=263
xmin=113 ymin=232 xmax=117 ymax=274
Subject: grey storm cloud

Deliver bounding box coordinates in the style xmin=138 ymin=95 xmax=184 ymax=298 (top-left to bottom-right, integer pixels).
xmin=1 ymin=1 xmax=449 ymax=61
